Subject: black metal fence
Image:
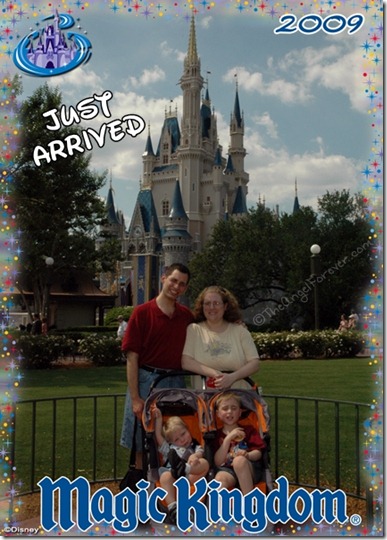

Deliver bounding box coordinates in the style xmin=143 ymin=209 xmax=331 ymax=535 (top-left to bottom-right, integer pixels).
xmin=11 ymin=393 xmax=373 ymax=524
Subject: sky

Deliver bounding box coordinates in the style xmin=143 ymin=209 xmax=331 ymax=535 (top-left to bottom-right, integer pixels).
xmin=10 ymin=1 xmax=383 ymax=227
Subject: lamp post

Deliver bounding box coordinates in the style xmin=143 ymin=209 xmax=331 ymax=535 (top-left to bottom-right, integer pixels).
xmin=310 ymin=244 xmax=321 ymax=330
xmin=45 ymin=256 xmax=54 ymax=328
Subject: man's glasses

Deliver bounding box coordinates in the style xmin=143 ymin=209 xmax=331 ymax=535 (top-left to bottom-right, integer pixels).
xmin=203 ymin=301 xmax=224 ymax=307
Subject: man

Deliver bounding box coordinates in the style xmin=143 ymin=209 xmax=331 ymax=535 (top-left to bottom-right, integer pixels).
xmin=116 ymin=315 xmax=128 ymax=341
xmin=31 ymin=313 xmax=42 ymax=335
xmin=120 ymin=263 xmax=194 ymax=467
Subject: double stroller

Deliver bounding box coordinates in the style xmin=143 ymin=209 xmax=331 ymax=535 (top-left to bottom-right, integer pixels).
xmin=140 ymin=371 xmax=273 ymax=527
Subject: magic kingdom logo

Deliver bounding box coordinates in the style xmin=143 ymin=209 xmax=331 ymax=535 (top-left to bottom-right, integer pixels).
xmin=13 ymin=10 xmax=92 ymax=77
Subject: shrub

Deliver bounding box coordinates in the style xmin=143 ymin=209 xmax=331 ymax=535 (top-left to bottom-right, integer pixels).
xmin=105 ymin=307 xmax=134 ymax=326
xmin=253 ymin=331 xmax=294 ymax=359
xmin=292 ymin=331 xmax=327 ymax=359
xmin=251 ymin=330 xmax=364 ymax=360
xmin=17 ymin=334 xmax=76 ymax=369
xmin=77 ymin=334 xmax=123 ymax=366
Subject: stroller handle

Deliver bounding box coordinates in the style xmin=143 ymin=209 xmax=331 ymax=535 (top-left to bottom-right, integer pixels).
xmin=149 ymin=370 xmax=256 ymax=392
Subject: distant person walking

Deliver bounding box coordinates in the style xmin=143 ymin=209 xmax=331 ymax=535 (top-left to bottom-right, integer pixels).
xmin=348 ymin=309 xmax=359 ymax=329
xmin=116 ymin=315 xmax=128 ymax=341
xmin=31 ymin=313 xmax=42 ymax=335
xmin=337 ymin=314 xmax=349 ymax=332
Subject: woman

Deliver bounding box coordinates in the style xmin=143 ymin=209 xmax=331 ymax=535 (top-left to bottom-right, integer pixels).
xmin=181 ymin=286 xmax=260 ymax=389
xmin=337 ymin=314 xmax=348 ymax=332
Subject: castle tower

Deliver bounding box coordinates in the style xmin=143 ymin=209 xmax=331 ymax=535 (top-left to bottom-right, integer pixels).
xmin=177 ymin=15 xmax=205 ymax=240
xmin=162 ymin=180 xmax=192 ymax=267
xmin=124 ymin=16 xmax=250 ymax=306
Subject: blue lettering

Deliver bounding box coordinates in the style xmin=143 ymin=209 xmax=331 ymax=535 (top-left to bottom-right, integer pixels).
xmin=137 ymin=480 xmax=151 ymax=523
xmin=148 ymin=487 xmax=168 ymax=523
xmin=207 ymin=480 xmax=222 ymax=523
xmin=266 ymin=476 xmax=289 ymax=523
xmin=90 ymin=487 xmax=114 ymax=523
xmin=288 ymin=488 xmax=312 ymax=523
xmin=311 ymin=489 xmax=348 ymax=523
xmin=112 ymin=488 xmax=137 ymax=533
xmin=38 ymin=476 xmax=93 ymax=532
xmin=242 ymin=488 xmax=267 ymax=533
xmin=175 ymin=477 xmax=210 ymax=532
xmin=38 ymin=474 xmax=349 ymax=532
xmin=218 ymin=486 xmax=243 ymax=522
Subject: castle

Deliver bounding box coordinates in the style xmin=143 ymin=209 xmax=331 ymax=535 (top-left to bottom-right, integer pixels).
xmin=100 ymin=17 xmax=262 ymax=306
xmin=26 ymin=11 xmax=77 ymax=70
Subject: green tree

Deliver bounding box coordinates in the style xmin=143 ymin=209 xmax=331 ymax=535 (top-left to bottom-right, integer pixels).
xmin=188 ymin=205 xmax=283 ymax=310
xmin=315 ymin=190 xmax=372 ymax=328
xmin=276 ymin=206 xmax=319 ymax=329
xmin=13 ymin=84 xmax=107 ymax=319
xmin=188 ymin=191 xmax=372 ymax=331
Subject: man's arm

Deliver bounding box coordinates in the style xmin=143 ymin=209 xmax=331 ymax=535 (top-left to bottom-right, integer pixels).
xmin=126 ymin=351 xmax=144 ymax=419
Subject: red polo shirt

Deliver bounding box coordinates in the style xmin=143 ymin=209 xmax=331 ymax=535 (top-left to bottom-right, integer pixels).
xmin=122 ymin=298 xmax=194 ymax=370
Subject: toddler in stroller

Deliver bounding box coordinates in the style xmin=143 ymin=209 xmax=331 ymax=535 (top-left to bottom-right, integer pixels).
xmin=143 ymin=387 xmax=211 ymax=524
xmin=152 ymin=406 xmax=209 ymax=522
xmin=211 ymin=391 xmax=266 ymax=494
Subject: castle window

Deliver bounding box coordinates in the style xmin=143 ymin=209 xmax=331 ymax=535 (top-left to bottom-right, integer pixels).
xmin=162 ymin=200 xmax=169 ymax=216
xmin=163 ymin=143 xmax=169 ymax=151
xmin=163 ymin=155 xmax=168 ymax=164
xmin=192 ymin=183 xmax=195 ymax=191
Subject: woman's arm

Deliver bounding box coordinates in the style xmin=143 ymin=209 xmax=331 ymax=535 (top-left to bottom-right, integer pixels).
xmin=216 ymin=357 xmax=259 ymax=389
xmin=181 ymin=354 xmax=221 ymax=378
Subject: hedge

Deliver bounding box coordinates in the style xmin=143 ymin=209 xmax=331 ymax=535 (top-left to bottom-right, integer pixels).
xmin=16 ymin=329 xmax=365 ymax=369
xmin=252 ymin=329 xmax=364 ymax=359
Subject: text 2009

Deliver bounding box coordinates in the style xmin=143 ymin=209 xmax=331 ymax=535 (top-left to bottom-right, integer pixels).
xmin=274 ymin=13 xmax=364 ymax=35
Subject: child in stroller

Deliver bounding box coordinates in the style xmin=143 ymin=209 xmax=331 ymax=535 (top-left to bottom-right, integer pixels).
xmin=211 ymin=391 xmax=266 ymax=495
xmin=152 ymin=406 xmax=209 ymax=522
xmin=142 ymin=386 xmax=211 ymax=525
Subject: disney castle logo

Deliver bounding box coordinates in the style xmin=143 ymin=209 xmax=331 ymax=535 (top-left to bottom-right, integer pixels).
xmin=13 ymin=10 xmax=92 ymax=77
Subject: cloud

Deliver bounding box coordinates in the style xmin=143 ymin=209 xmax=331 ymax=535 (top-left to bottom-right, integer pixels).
xmin=223 ymin=32 xmax=370 ymax=112
xmin=47 ymin=67 xmax=106 ymax=98
xmin=128 ymin=65 xmax=166 ymax=88
xmin=244 ymin=134 xmax=362 ymax=214
xmin=223 ymin=66 xmax=312 ymax=104
xmin=252 ymin=112 xmax=279 ymax=140
xmin=160 ymin=41 xmax=185 ymax=62
xmin=200 ymin=16 xmax=213 ymax=29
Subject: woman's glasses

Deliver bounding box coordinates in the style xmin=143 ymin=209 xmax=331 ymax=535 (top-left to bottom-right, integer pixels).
xmin=203 ymin=301 xmax=224 ymax=307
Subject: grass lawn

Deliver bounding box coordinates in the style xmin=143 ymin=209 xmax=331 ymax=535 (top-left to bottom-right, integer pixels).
xmin=256 ymin=357 xmax=373 ymax=404
xmin=19 ymin=357 xmax=373 ymax=403
xmin=14 ymin=358 xmax=374 ymax=495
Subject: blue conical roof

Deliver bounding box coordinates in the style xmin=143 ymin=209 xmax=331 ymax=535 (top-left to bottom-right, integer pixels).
xmin=136 ymin=190 xmax=161 ymax=235
xmin=231 ymin=185 xmax=248 ymax=214
xmin=106 ymin=188 xmax=120 ymax=225
xmin=169 ymin=180 xmax=188 ymax=219
xmin=223 ymin=154 xmax=235 ymax=174
xmin=214 ymin=147 xmax=222 ymax=166
xmin=144 ymin=132 xmax=155 ymax=156
xmin=234 ymin=88 xmax=242 ymax=128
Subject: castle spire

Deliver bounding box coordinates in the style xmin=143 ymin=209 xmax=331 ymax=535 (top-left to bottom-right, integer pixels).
xmin=233 ymin=77 xmax=243 ymax=129
xmin=187 ymin=14 xmax=198 ymax=64
xmin=293 ymin=178 xmax=300 ymax=214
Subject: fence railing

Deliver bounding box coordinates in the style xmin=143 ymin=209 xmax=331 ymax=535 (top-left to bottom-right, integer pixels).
xmin=11 ymin=393 xmax=373 ymax=525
